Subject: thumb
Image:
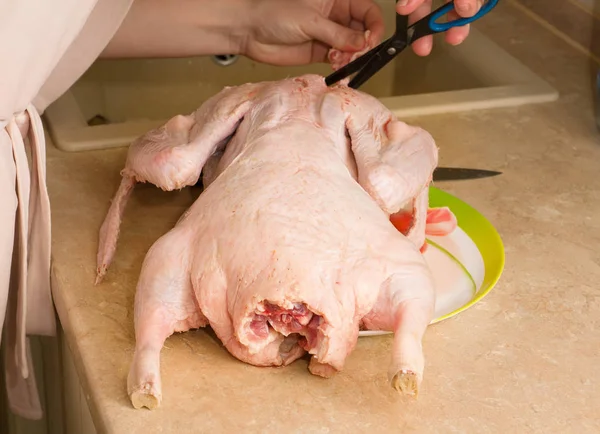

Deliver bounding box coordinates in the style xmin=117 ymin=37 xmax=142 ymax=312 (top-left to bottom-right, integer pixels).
xmin=303 ymin=16 xmax=365 ymax=51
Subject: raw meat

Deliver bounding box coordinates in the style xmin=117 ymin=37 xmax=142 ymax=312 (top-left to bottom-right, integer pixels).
xmin=96 ymin=72 xmax=457 ymax=409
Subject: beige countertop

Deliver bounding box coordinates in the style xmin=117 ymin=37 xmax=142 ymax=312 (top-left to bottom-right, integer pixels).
xmin=47 ymin=3 xmax=600 ymax=433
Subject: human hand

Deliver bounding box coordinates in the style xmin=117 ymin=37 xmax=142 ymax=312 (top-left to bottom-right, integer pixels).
xmin=241 ymin=0 xmax=385 ymax=66
xmin=396 ymin=0 xmax=483 ymax=56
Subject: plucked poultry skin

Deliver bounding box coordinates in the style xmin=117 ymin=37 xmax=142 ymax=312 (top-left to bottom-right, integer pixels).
xmin=96 ymin=73 xmax=457 ymax=410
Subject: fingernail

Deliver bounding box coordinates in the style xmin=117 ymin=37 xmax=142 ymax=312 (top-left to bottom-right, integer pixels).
xmin=455 ymin=1 xmax=472 ymax=15
xmin=397 ymin=0 xmax=409 ymax=6
xmin=351 ymin=33 xmax=364 ymax=49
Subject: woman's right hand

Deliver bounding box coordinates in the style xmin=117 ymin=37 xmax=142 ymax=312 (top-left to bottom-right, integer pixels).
xmin=396 ymin=0 xmax=483 ymax=56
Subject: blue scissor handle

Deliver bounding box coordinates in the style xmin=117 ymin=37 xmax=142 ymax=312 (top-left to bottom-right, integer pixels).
xmin=428 ymin=0 xmax=499 ymax=33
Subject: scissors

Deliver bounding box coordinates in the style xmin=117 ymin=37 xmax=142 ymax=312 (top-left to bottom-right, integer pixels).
xmin=325 ymin=0 xmax=500 ymax=89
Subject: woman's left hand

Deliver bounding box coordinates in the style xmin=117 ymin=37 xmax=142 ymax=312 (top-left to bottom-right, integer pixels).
xmin=102 ymin=0 xmax=383 ymax=66
xmin=241 ymin=0 xmax=385 ymax=66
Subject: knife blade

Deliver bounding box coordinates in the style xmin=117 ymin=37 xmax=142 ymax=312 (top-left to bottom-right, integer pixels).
xmin=433 ymin=167 xmax=502 ymax=182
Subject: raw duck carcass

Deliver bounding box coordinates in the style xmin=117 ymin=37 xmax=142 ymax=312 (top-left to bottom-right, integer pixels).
xmin=96 ymin=50 xmax=457 ymax=410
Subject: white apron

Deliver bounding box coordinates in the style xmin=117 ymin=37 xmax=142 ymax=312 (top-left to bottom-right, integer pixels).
xmin=0 ymin=0 xmax=133 ymax=419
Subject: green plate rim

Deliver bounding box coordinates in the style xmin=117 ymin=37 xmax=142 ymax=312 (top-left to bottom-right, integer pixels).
xmin=428 ymin=186 xmax=505 ymax=323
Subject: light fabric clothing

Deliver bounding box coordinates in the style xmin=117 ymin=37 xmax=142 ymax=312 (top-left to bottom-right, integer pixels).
xmin=0 ymin=0 xmax=133 ymax=419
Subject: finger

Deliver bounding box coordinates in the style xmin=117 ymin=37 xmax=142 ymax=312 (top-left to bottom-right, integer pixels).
xmin=396 ymin=0 xmax=426 ymax=16
xmin=348 ymin=0 xmax=385 ymax=44
xmin=443 ymin=7 xmax=470 ymax=46
xmin=311 ymin=41 xmax=331 ymax=64
xmin=408 ymin=0 xmax=433 ymax=56
xmin=454 ymin=0 xmax=483 ymax=17
xmin=349 ymin=19 xmax=365 ymax=32
xmin=302 ymin=14 xmax=366 ymax=51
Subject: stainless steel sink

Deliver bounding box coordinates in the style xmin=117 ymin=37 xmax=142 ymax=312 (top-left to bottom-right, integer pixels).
xmin=44 ymin=0 xmax=558 ymax=152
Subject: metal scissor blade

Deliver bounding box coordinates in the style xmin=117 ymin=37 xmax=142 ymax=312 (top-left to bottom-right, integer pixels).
xmin=325 ymin=7 xmax=409 ymax=88
xmin=347 ymin=39 xmax=402 ymax=89
xmin=324 ymin=43 xmax=382 ymax=87
xmin=433 ymin=167 xmax=503 ymax=181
